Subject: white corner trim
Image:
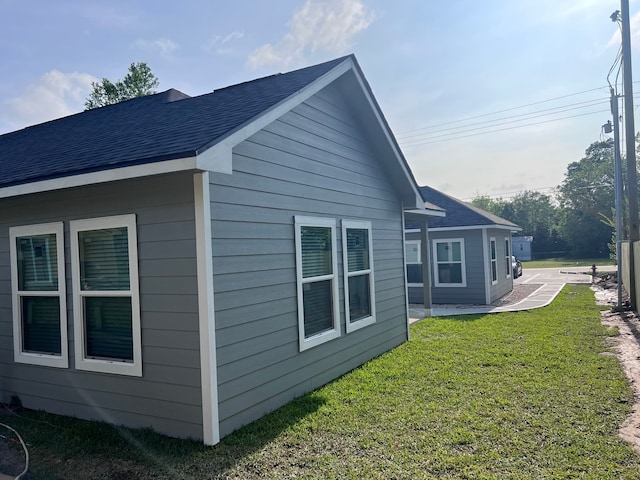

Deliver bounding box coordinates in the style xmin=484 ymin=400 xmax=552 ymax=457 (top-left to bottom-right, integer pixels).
xmin=482 ymin=229 xmax=491 ymax=304
xmin=0 ymin=157 xmax=198 ymax=199
xmin=401 ymin=208 xmax=411 ymax=341
xmin=194 ymin=172 xmax=220 ymax=445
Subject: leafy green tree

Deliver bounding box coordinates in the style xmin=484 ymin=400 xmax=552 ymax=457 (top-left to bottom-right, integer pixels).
xmin=85 ymin=62 xmax=159 ymax=110
xmin=471 ymin=191 xmax=567 ymax=258
xmin=557 ymin=140 xmax=615 ymax=258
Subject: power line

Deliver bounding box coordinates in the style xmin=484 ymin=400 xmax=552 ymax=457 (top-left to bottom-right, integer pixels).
xmin=400 ymin=109 xmax=609 ymax=147
xmin=395 ymin=81 xmax=640 ymax=141
xmin=395 ymin=85 xmax=613 ymax=136
xmin=398 ymin=93 xmax=640 ymax=147
xmin=398 ymin=99 xmax=610 ymax=142
xmin=396 ymin=97 xmax=610 ymax=140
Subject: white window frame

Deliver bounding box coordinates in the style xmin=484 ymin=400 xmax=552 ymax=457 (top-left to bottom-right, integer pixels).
xmin=70 ymin=214 xmax=142 ymax=376
xmin=405 ymin=240 xmax=423 ymax=286
xmin=294 ymin=216 xmax=341 ymax=351
xmin=505 ymin=238 xmax=511 ymax=279
xmin=9 ymin=222 xmax=68 ymax=368
xmin=342 ymin=220 xmax=375 ymax=333
xmin=432 ymin=238 xmax=467 ymax=288
xmin=490 ymin=237 xmax=498 ymax=285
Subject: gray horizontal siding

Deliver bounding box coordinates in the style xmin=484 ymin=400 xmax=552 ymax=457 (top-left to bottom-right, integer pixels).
xmin=430 ymin=230 xmax=487 ymax=305
xmin=405 ymin=229 xmax=488 ymax=305
xmin=486 ymin=229 xmax=514 ymax=303
xmin=0 ymin=172 xmax=204 ymax=440
xmin=212 ymin=83 xmax=408 ymax=437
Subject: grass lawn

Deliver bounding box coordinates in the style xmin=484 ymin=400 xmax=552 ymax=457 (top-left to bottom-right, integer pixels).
xmin=2 ymin=285 xmax=639 ymax=479
xmin=522 ymin=257 xmax=615 ymax=269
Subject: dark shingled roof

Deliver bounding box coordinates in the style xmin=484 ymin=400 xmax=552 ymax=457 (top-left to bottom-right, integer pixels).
xmin=407 ymin=186 xmax=520 ymax=230
xmin=0 ymin=56 xmax=349 ymax=189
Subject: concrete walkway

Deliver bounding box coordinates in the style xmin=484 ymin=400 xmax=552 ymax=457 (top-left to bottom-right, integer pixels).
xmin=409 ymin=266 xmax=605 ymax=322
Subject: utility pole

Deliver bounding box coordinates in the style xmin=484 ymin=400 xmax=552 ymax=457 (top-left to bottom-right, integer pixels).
xmin=610 ymin=91 xmax=624 ymax=309
xmin=621 ymin=0 xmax=639 ymax=309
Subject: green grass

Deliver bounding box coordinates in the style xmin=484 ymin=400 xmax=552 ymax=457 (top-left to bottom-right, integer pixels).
xmin=2 ymin=285 xmax=639 ymax=479
xmin=523 ymin=257 xmax=615 ymax=269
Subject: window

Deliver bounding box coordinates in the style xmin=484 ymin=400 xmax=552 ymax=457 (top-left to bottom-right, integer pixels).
xmin=71 ymin=215 xmax=141 ymax=376
xmin=342 ymin=220 xmax=375 ymax=332
xmin=505 ymin=238 xmax=511 ymax=279
xmin=433 ymin=239 xmax=466 ymax=287
xmin=490 ymin=238 xmax=498 ymax=285
xmin=9 ymin=223 xmax=68 ymax=368
xmin=405 ymin=241 xmax=423 ymax=284
xmin=295 ymin=216 xmax=340 ymax=351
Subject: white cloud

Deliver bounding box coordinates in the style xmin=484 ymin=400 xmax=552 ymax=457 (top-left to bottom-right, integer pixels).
xmin=247 ymin=0 xmax=374 ymax=69
xmin=134 ymin=38 xmax=179 ymax=56
xmin=203 ymin=31 xmax=245 ymax=55
xmin=1 ymin=70 xmax=96 ymax=132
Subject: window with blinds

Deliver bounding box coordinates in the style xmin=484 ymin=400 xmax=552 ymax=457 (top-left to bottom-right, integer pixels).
xmin=71 ymin=215 xmax=142 ymax=376
xmin=342 ymin=221 xmax=375 ymax=332
xmin=295 ymin=216 xmax=340 ymax=351
xmin=433 ymin=239 xmax=466 ymax=287
xmin=10 ymin=223 xmax=68 ymax=368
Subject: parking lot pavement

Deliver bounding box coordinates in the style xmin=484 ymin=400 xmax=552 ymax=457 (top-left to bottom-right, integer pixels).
xmin=516 ymin=266 xmax=594 ymax=286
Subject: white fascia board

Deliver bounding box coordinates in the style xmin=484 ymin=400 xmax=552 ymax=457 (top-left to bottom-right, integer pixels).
xmin=404 ymin=208 xmax=446 ymax=218
xmin=426 ymin=224 xmax=519 ymax=233
xmin=197 ymin=59 xmax=355 ymax=172
xmin=0 ymin=156 xmax=198 ymax=199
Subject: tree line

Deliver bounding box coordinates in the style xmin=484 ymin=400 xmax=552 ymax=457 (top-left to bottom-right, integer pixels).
xmin=471 ymin=138 xmax=630 ymax=260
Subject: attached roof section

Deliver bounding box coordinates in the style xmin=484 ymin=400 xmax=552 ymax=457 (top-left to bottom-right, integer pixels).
xmin=0 ymin=55 xmax=425 ymax=208
xmin=407 ymin=186 xmax=521 ymax=231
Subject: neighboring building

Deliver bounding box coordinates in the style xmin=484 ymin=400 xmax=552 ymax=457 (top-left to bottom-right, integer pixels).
xmin=406 ymin=186 xmax=521 ymax=306
xmin=512 ymin=236 xmax=533 ymax=261
xmin=0 ymin=56 xmax=442 ymax=444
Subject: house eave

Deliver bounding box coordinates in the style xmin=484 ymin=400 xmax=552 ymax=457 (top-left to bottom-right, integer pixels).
xmin=0 ymin=156 xmax=208 ymax=199
xmin=405 ymin=224 xmax=521 ymax=233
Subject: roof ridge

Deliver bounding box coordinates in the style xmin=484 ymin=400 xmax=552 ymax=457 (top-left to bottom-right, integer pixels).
xmin=211 ymin=55 xmax=352 ymax=94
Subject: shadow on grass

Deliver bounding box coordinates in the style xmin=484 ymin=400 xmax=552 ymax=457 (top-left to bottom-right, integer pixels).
xmin=0 ymin=393 xmax=327 ymax=479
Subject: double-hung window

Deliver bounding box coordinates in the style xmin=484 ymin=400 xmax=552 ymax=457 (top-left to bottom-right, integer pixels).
xmin=505 ymin=238 xmax=511 ymax=279
xmin=490 ymin=237 xmax=498 ymax=285
xmin=10 ymin=223 xmax=67 ymax=368
xmin=342 ymin=220 xmax=375 ymax=333
xmin=433 ymin=239 xmax=466 ymax=287
xmin=294 ymin=216 xmax=340 ymax=351
xmin=405 ymin=241 xmax=423 ymax=285
xmin=70 ymin=215 xmax=142 ymax=376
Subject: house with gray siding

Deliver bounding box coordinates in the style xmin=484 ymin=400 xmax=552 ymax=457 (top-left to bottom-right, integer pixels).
xmin=0 ymin=55 xmax=441 ymax=444
xmin=406 ymin=186 xmax=521 ymax=307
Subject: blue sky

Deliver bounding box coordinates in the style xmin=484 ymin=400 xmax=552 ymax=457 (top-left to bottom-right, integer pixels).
xmin=0 ymin=0 xmax=637 ymax=200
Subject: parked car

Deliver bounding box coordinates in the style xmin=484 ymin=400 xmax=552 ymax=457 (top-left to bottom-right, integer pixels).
xmin=512 ymin=255 xmax=522 ymax=278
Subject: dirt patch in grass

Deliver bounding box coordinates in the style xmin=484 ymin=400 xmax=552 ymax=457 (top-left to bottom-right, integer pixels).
xmin=595 ymin=274 xmax=640 ymax=453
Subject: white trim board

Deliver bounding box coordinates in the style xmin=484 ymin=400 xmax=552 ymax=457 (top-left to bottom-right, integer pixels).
xmin=194 ymin=172 xmax=220 ymax=445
